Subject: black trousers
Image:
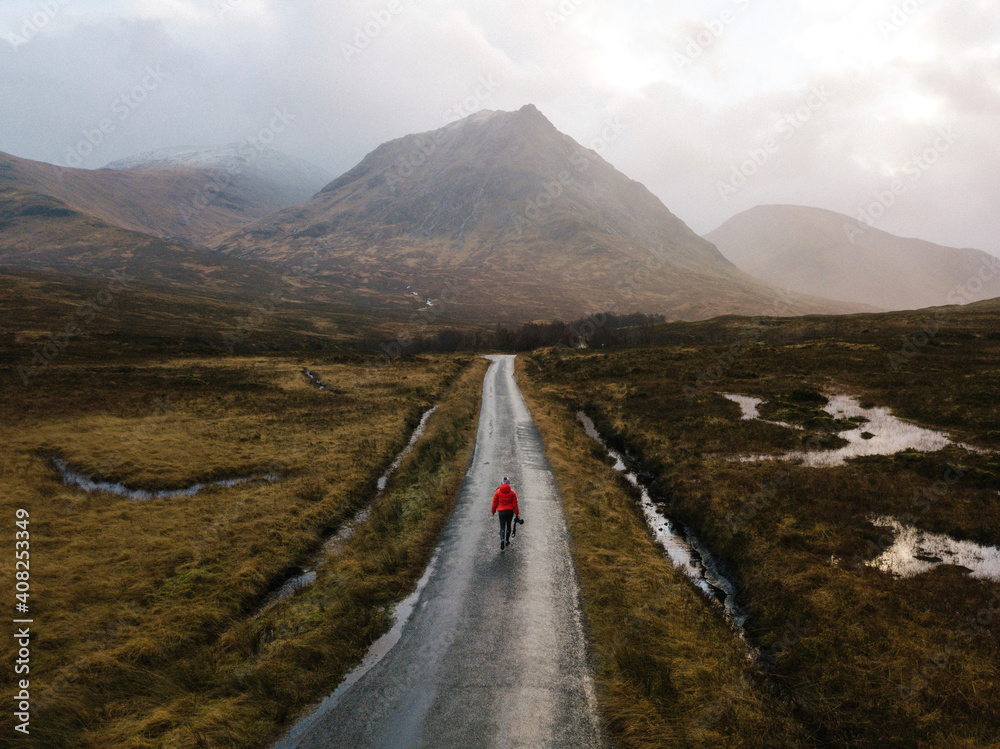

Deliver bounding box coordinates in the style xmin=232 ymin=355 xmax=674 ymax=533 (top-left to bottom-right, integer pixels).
xmin=497 ymin=509 xmax=514 ymax=543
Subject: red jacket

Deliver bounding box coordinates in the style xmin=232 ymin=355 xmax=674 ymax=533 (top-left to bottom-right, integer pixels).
xmin=491 ymin=484 xmax=519 ymax=515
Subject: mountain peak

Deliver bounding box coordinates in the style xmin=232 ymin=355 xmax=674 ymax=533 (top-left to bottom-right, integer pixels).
xmin=512 ymin=103 xmax=556 ymax=130
xmin=440 ymin=103 xmax=553 ymax=132
xmin=213 ymin=109 xmax=858 ymax=320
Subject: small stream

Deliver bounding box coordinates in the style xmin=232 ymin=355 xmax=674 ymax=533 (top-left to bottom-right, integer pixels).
xmin=577 ymin=412 xmax=749 ymax=631
xmin=259 ymin=406 xmax=438 ymax=610
xmin=272 ymin=547 xmax=442 ymax=748
xmin=51 ymin=457 xmax=278 ymax=501
xmin=303 ymin=369 xmax=327 ymax=391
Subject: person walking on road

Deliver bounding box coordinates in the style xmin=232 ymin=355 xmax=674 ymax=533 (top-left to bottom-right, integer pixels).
xmin=491 ymin=476 xmax=519 ymax=551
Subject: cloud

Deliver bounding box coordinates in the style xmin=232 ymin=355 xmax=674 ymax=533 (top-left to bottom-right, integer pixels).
xmin=0 ymin=0 xmax=996 ymax=255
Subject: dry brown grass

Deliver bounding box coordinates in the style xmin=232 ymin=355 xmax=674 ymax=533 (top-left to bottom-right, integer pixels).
xmin=522 ymin=316 xmax=1000 ymax=748
xmin=516 ymin=357 xmax=808 ymax=748
xmin=0 ymin=352 xmax=487 ymax=747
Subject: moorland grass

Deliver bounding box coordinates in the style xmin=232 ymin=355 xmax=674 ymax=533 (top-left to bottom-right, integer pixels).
xmin=522 ymin=304 xmax=1000 ymax=747
xmin=0 ymin=352 xmax=486 ymax=747
xmin=517 ymin=357 xmax=808 ymax=748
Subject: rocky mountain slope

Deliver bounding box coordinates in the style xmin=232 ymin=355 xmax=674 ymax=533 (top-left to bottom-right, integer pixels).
xmin=214 ymin=106 xmax=862 ymax=321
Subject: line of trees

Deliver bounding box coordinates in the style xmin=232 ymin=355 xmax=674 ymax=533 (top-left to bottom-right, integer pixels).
xmin=370 ymin=312 xmax=670 ymax=355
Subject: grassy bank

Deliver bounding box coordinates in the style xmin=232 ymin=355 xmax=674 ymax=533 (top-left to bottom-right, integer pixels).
xmin=0 ymin=353 xmax=487 ymax=747
xmin=516 ymin=358 xmax=807 ymax=748
xmin=522 ymin=303 xmax=1000 ymax=747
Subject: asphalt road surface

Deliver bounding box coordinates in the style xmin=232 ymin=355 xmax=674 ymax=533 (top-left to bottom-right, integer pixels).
xmin=276 ymin=355 xmax=606 ymax=749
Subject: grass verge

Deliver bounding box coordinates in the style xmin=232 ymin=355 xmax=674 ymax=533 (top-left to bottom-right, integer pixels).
xmin=521 ymin=304 xmax=1000 ymax=747
xmin=0 ymin=354 xmax=487 ymax=747
xmin=516 ymin=356 xmax=808 ymax=748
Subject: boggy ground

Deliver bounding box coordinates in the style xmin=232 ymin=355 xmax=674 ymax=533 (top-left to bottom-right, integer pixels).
xmin=518 ymin=360 xmax=809 ymax=749
xmin=0 ymin=351 xmax=487 ymax=748
xmin=521 ymin=305 xmax=1000 ymax=748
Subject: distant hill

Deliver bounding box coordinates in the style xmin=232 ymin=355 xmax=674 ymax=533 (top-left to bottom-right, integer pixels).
xmin=0 ymin=185 xmax=285 ymax=294
xmin=706 ymin=205 xmax=1000 ymax=310
xmin=105 ymin=144 xmax=331 ymax=219
xmin=214 ymin=106 xmax=862 ymax=322
xmin=0 ymin=146 xmax=329 ymax=247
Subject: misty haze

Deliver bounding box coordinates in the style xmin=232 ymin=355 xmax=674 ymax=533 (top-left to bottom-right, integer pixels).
xmin=1 ymin=3 xmax=998 ymax=748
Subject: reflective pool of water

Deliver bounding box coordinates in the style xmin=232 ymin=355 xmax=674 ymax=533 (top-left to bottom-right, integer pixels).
xmin=867 ymin=516 xmax=1000 ymax=580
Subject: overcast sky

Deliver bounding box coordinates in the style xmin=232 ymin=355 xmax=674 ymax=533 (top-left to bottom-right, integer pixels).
xmin=1 ymin=0 xmax=998 ymax=254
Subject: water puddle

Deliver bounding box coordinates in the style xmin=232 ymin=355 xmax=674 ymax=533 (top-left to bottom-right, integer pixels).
xmin=578 ymin=412 xmax=749 ymax=630
xmin=51 ymin=457 xmax=278 ymax=501
xmin=730 ymin=394 xmax=987 ymax=467
xmin=721 ymin=393 xmax=799 ymax=429
xmin=867 ymin=516 xmax=1000 ymax=580
xmin=259 ymin=406 xmax=437 ymax=610
xmin=303 ymin=368 xmax=327 ymax=390
xmin=722 ymin=393 xmax=763 ymax=420
xmin=272 ymin=548 xmax=441 ymax=749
